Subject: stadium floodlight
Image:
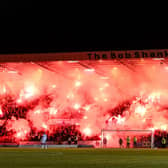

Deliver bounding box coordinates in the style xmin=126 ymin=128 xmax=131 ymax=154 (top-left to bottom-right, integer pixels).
xmin=67 ymin=61 xmax=79 ymax=63
xmin=101 ymin=129 xmax=154 ymax=149
xmin=153 ymin=58 xmax=165 ymax=60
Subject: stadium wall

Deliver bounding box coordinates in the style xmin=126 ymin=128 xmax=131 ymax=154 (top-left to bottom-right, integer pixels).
xmin=0 ymin=49 xmax=168 ymax=62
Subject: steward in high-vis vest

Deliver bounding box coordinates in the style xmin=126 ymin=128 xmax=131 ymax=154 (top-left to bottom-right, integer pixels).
xmin=161 ymin=137 xmax=166 ymax=148
xmin=126 ymin=136 xmax=130 ymax=148
xmin=133 ymin=136 xmax=137 ymax=148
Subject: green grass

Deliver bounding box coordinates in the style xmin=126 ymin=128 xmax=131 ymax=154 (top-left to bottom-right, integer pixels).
xmin=0 ymin=148 xmax=168 ymax=168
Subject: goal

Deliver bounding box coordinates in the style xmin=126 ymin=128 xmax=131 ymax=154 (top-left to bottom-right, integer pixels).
xmin=101 ymin=129 xmax=154 ymax=148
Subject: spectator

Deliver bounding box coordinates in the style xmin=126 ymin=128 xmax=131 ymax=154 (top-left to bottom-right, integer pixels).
xmin=103 ymin=137 xmax=107 ymax=148
xmin=119 ymin=138 xmax=123 ymax=148
xmin=68 ymin=136 xmax=71 ymax=145
xmin=74 ymin=135 xmax=78 ymax=144
xmin=41 ymin=132 xmax=47 ymax=149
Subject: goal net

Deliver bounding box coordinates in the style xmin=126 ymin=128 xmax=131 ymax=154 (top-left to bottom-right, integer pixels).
xmin=101 ymin=129 xmax=154 ymax=148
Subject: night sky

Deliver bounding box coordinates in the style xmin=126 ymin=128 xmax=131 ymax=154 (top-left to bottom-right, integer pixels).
xmin=0 ymin=5 xmax=167 ymax=54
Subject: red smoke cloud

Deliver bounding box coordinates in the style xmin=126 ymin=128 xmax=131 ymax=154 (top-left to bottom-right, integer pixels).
xmin=0 ymin=60 xmax=168 ymax=142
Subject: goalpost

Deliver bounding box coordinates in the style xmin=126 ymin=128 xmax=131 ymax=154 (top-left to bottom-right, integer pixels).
xmin=101 ymin=129 xmax=154 ymax=148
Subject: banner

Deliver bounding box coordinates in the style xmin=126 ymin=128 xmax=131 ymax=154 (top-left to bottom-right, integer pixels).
xmin=88 ymin=50 xmax=168 ymax=60
xmin=0 ymin=49 xmax=168 ymax=62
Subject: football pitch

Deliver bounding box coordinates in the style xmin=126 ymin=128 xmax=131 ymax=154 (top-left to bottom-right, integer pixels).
xmin=0 ymin=148 xmax=168 ymax=168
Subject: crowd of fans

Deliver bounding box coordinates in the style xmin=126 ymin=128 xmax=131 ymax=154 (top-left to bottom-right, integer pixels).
xmin=0 ymin=122 xmax=168 ymax=148
xmin=0 ymin=94 xmax=168 ymax=148
xmin=30 ymin=125 xmax=82 ymax=144
xmin=108 ymin=100 xmax=131 ymax=117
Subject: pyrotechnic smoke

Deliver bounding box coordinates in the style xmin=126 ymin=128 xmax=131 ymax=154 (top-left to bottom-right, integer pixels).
xmin=0 ymin=60 xmax=168 ymax=142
